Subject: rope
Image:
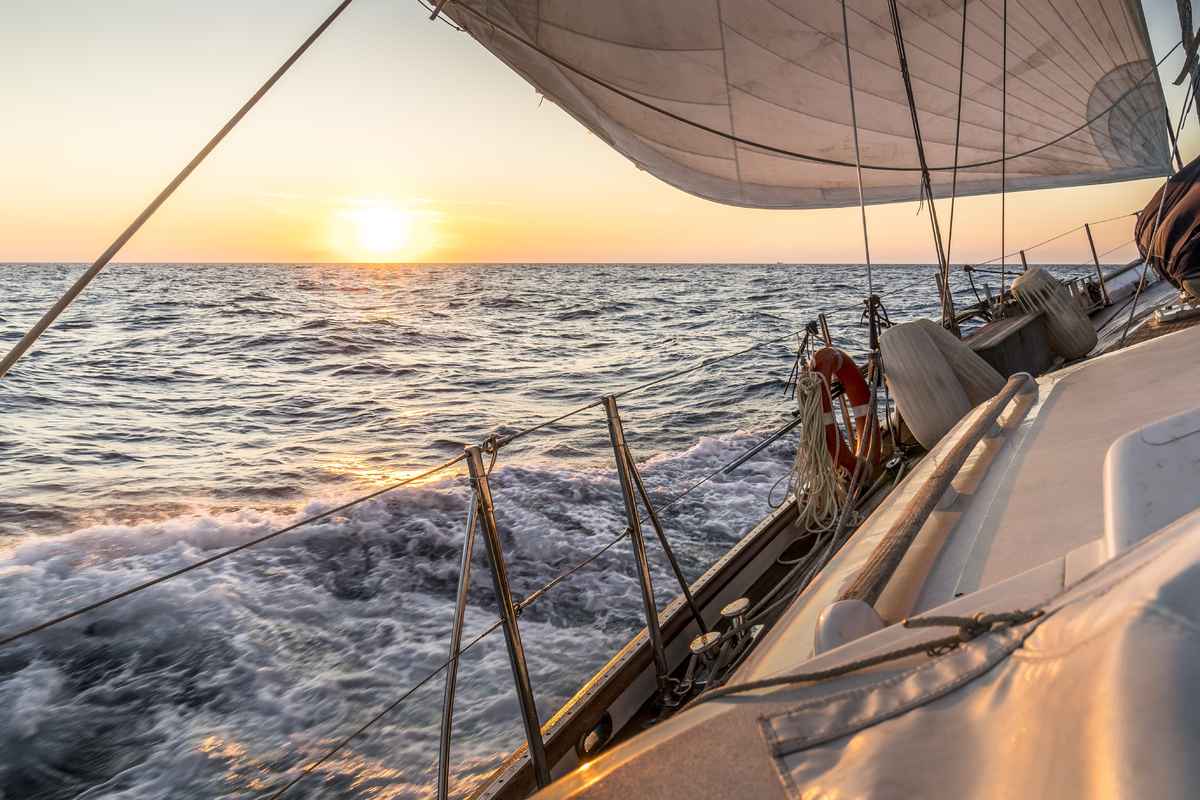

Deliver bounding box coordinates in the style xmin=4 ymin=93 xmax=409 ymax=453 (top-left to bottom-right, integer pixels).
xmin=0 ymin=0 xmax=358 ymax=380
xmin=790 ymin=373 xmax=846 ymax=533
xmin=265 ymin=617 xmax=504 ymax=800
xmin=442 ymin=2 xmax=1182 ymax=175
xmin=684 ymin=609 xmax=1042 ymax=710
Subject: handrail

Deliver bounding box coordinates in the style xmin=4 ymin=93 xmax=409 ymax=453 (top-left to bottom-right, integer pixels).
xmin=837 ymin=372 xmax=1034 ymax=606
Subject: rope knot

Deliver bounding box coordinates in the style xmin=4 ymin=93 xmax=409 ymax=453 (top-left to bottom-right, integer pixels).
xmin=903 ymin=608 xmax=1044 ymax=656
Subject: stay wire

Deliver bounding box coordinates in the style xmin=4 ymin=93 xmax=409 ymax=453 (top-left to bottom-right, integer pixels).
xmin=442 ymin=1 xmax=1182 ymax=175
xmin=0 ymin=0 xmax=358 ymax=380
xmin=946 ymin=0 xmax=970 ymax=265
xmin=839 ymin=0 xmax=873 ymax=297
xmin=1000 ymin=0 xmax=1008 ymax=297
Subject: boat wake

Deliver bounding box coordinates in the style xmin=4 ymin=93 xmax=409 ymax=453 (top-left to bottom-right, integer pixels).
xmin=0 ymin=429 xmax=793 ymax=799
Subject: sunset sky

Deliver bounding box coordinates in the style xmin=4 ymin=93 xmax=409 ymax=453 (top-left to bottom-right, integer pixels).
xmin=2 ymin=0 xmax=1197 ymax=264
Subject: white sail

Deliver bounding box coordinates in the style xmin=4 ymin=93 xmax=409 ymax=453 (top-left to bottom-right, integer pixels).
xmin=443 ymin=0 xmax=1172 ymax=209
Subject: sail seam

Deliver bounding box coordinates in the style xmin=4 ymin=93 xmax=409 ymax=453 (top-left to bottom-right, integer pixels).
xmin=722 ymin=20 xmax=1111 ymax=162
xmin=714 ymin=0 xmax=745 ymax=201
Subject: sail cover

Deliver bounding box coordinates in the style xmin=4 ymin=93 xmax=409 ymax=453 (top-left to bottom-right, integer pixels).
xmin=442 ymin=0 xmax=1173 ymax=209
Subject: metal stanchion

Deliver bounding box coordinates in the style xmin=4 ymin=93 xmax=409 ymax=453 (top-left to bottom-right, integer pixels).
xmin=1084 ymin=223 xmax=1112 ymax=305
xmin=437 ymin=500 xmax=479 ymax=800
xmin=464 ymin=445 xmax=550 ymax=788
xmin=602 ymin=396 xmax=671 ymax=699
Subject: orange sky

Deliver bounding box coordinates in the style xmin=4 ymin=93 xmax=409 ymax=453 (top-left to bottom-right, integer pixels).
xmin=2 ymin=0 xmax=1195 ymax=265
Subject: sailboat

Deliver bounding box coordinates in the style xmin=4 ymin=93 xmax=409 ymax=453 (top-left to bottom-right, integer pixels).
xmin=4 ymin=0 xmax=1200 ymax=797
xmin=422 ymin=1 xmax=1200 ymax=797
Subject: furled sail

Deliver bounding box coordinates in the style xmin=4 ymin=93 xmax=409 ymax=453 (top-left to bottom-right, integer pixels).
xmin=442 ymin=0 xmax=1173 ymax=209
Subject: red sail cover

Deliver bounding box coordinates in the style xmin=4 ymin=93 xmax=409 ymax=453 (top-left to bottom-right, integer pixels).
xmin=1136 ymin=154 xmax=1200 ymax=289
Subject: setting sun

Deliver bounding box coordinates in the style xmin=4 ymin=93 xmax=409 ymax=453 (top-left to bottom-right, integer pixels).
xmin=344 ymin=205 xmax=413 ymax=256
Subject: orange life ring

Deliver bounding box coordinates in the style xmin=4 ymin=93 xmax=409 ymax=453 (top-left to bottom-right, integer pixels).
xmin=810 ymin=347 xmax=881 ymax=476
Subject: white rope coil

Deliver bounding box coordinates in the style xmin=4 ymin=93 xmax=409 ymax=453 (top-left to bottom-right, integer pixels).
xmin=790 ymin=372 xmax=847 ymax=532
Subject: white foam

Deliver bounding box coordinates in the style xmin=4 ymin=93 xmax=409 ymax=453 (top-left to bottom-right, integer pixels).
xmin=0 ymin=427 xmax=793 ymax=797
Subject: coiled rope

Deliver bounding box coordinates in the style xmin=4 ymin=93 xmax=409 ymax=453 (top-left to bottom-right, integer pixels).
xmin=789 ymin=373 xmax=846 ymax=533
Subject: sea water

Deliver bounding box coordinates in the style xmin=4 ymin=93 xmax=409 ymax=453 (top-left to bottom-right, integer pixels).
xmin=0 ymin=262 xmax=1091 ymax=798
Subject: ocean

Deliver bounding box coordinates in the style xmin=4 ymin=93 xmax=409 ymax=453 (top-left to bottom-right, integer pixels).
xmin=0 ymin=262 xmax=1091 ymax=798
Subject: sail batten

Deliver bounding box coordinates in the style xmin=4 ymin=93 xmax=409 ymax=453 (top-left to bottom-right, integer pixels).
xmin=445 ymin=0 xmax=1171 ymax=209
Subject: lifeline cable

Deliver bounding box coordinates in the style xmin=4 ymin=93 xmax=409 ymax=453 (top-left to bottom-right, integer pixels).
xmin=265 ymin=617 xmax=505 ymax=799
xmin=0 ymin=317 xmax=815 ymax=649
xmin=0 ymin=452 xmax=466 ymax=649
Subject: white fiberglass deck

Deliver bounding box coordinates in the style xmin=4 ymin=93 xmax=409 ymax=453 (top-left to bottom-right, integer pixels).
xmin=739 ymin=322 xmax=1200 ymax=680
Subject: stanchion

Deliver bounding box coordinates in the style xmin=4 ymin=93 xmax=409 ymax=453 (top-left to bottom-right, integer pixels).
xmin=463 ymin=445 xmax=550 ymax=788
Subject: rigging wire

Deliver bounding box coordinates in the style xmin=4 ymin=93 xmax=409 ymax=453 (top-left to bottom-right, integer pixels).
xmin=966 ymin=212 xmax=1135 ymax=269
xmin=839 ymin=0 xmax=873 ymax=298
xmin=0 ymin=0 xmax=358 ymax=380
xmin=1096 ymin=238 xmax=1135 ymax=260
xmin=945 ymin=0 xmax=970 ymax=265
xmin=0 ymin=453 xmax=466 ymax=649
xmin=268 ymin=394 xmax=811 ymax=797
xmin=0 ymin=317 xmax=811 ymax=649
xmin=884 ymin=0 xmax=956 ymax=331
xmin=1000 ymin=0 xmax=1009 ymax=298
xmin=441 ymin=1 xmax=1182 ymax=176
xmin=612 ymin=327 xmax=805 ymax=400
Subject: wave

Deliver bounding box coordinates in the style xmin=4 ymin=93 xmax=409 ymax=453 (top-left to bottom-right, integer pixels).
xmin=0 ymin=429 xmax=792 ymax=799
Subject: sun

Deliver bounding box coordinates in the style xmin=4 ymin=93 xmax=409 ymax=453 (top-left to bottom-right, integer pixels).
xmin=340 ymin=204 xmax=414 ymax=258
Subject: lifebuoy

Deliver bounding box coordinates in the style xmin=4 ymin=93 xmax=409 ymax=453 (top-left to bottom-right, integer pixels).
xmin=810 ymin=347 xmax=881 ymax=476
